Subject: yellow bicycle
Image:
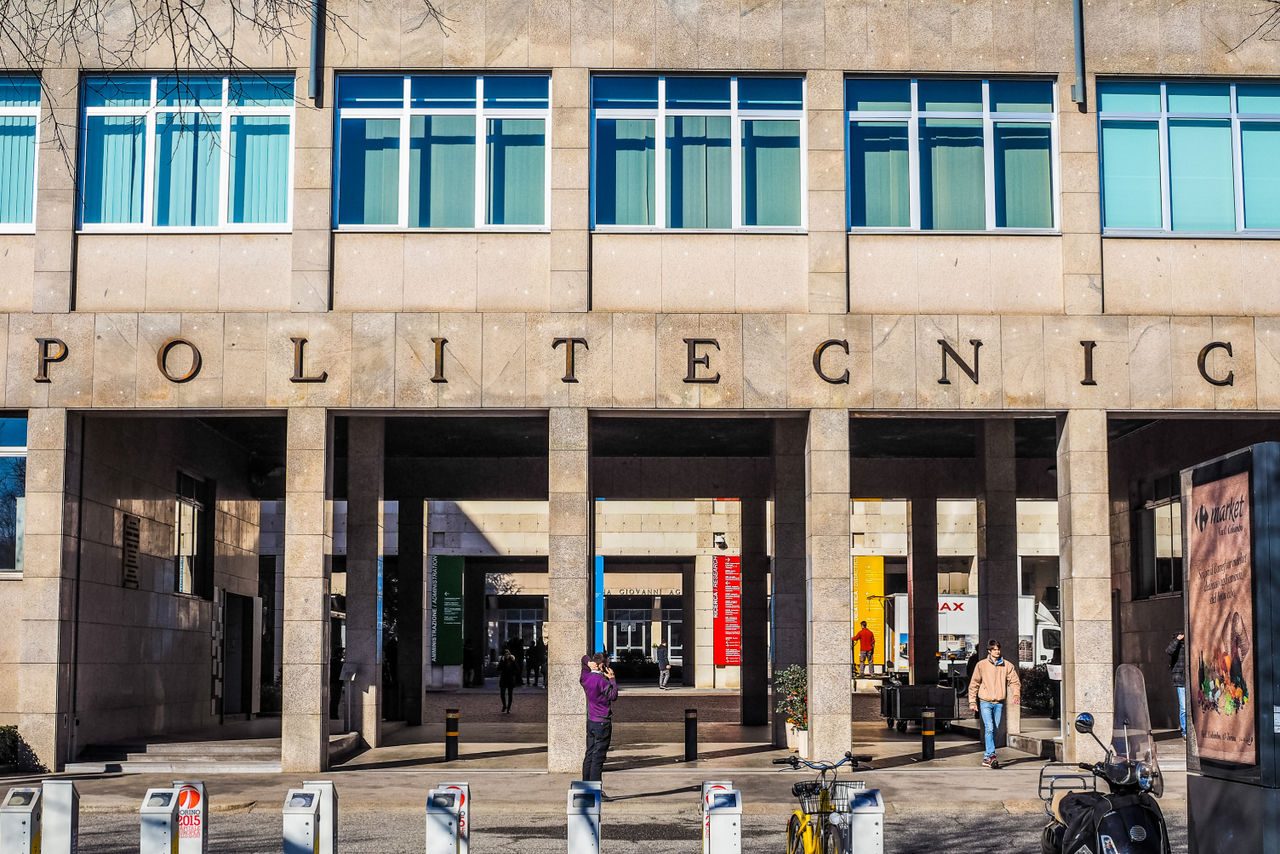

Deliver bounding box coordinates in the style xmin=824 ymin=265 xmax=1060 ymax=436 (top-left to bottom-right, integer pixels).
xmin=774 ymin=751 xmax=872 ymax=854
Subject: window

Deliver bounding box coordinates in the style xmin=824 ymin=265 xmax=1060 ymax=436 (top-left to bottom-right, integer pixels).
xmin=591 ymin=75 xmax=805 ymax=230
xmin=1135 ymin=475 xmax=1183 ymax=599
xmin=1099 ymin=80 xmax=1280 ymax=234
xmin=334 ymin=74 xmax=550 ymax=229
xmin=175 ymin=471 xmax=213 ymax=597
xmin=0 ymin=418 xmax=26 ymax=573
xmin=0 ymin=76 xmax=39 ymax=232
xmin=80 ymin=74 xmax=294 ymax=231
xmin=846 ymin=78 xmax=1058 ymax=231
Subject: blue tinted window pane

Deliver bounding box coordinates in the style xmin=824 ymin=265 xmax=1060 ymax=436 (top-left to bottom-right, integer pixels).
xmin=0 ymin=76 xmax=39 ymax=107
xmin=665 ymin=115 xmax=731 ymax=228
xmin=337 ymin=76 xmax=405 ymax=109
xmin=990 ymin=80 xmax=1054 ymax=113
xmin=410 ymin=115 xmax=476 ymax=227
xmin=846 ymin=78 xmax=910 ymax=112
xmin=592 ymin=76 xmax=658 ymax=110
xmin=483 ymin=75 xmax=548 ymax=109
xmin=994 ymin=122 xmax=1053 ymax=228
xmin=410 ymin=75 xmax=477 ymax=109
xmin=1169 ymin=119 xmax=1235 ymax=231
xmin=665 ymin=77 xmax=730 ymax=110
xmin=919 ymin=80 xmax=981 ymax=112
xmin=1098 ymin=81 xmax=1161 ymax=114
xmin=737 ymin=77 xmax=803 ymax=110
xmin=849 ymin=121 xmax=909 ymax=228
xmin=230 ymin=75 xmax=294 ymax=106
xmin=1242 ymin=123 xmax=1280 ymax=229
xmin=337 ymin=118 xmax=401 ymax=225
xmin=1237 ymin=84 xmax=1280 ymax=115
xmin=920 ymin=119 xmax=985 ymax=229
xmin=84 ymin=77 xmax=151 ymax=107
xmin=0 ymin=455 xmax=26 ymax=572
xmin=1100 ymin=120 xmax=1161 ymax=228
xmin=152 ymin=113 xmax=220 ymax=226
xmin=487 ymin=118 xmax=545 ymax=225
xmin=741 ymin=119 xmax=801 ymax=226
xmin=158 ymin=76 xmax=224 ymax=107
xmin=0 ymin=419 xmax=27 ymax=448
xmin=594 ymin=118 xmax=655 ymax=225
xmin=82 ymin=115 xmax=145 ymax=224
xmin=0 ymin=118 xmax=36 ymax=224
xmin=1167 ymin=82 xmax=1230 ymax=113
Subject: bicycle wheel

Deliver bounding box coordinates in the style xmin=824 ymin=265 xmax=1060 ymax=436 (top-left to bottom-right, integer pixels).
xmin=786 ymin=813 xmax=808 ymax=854
xmin=823 ymin=823 xmax=846 ymax=854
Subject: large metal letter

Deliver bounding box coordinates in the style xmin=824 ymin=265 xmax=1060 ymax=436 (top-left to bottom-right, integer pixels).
xmin=34 ymin=337 xmax=68 ymax=383
xmin=290 ymin=337 xmax=329 ymax=383
xmin=812 ymin=339 xmax=851 ymax=385
xmin=937 ymin=339 xmax=982 ymax=385
xmin=1080 ymin=340 xmax=1097 ymax=386
xmin=1197 ymin=341 xmax=1235 ymax=387
xmin=552 ymin=337 xmax=589 ymax=383
xmin=431 ymin=337 xmax=448 ymax=384
xmin=156 ymin=338 xmax=202 ymax=384
xmin=683 ymin=338 xmax=721 ymax=384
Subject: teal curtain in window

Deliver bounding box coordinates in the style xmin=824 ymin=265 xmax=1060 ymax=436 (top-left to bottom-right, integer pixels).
xmin=487 ymin=118 xmax=544 ymax=226
xmin=82 ymin=115 xmax=145 ymax=224
xmin=850 ymin=121 xmax=909 ymax=228
xmin=229 ymin=115 xmax=290 ymax=224
xmin=1100 ymin=121 xmax=1161 ymax=229
xmin=1242 ymin=123 xmax=1280 ymax=229
xmin=1169 ymin=119 xmax=1234 ymax=232
xmin=665 ymin=115 xmax=731 ymax=228
xmin=920 ymin=119 xmax=984 ymax=230
xmin=153 ymin=112 xmax=220 ymax=227
xmin=408 ymin=114 xmax=475 ymax=228
xmin=595 ymin=118 xmax=655 ymax=226
xmin=741 ymin=119 xmax=800 ymax=227
xmin=0 ymin=117 xmax=36 ymax=224
xmin=338 ymin=118 xmax=400 ymax=225
xmin=994 ymin=122 xmax=1052 ymax=228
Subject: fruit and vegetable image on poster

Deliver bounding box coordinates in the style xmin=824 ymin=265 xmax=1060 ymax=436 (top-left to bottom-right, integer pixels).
xmin=1186 ymin=470 xmax=1256 ymax=766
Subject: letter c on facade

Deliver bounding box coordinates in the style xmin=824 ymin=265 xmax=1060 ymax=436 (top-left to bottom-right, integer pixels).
xmin=156 ymin=337 xmax=203 ymax=384
xmin=812 ymin=339 xmax=850 ymax=385
xmin=1197 ymin=341 xmax=1235 ymax=387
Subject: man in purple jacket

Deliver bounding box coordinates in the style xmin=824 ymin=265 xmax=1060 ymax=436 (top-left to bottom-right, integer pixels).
xmin=580 ymin=652 xmax=619 ymax=784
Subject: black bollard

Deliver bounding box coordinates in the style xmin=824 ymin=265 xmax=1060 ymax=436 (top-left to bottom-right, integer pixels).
xmin=921 ymin=706 xmax=936 ymax=761
xmin=685 ymin=708 xmax=698 ymax=762
xmin=445 ymin=708 xmax=460 ymax=761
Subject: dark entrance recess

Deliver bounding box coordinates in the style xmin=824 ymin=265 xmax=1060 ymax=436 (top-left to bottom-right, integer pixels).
xmin=222 ymin=592 xmax=255 ymax=718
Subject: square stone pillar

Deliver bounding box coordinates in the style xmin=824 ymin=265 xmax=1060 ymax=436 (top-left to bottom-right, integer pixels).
xmin=281 ymin=408 xmax=333 ymax=773
xmin=1056 ymin=410 xmax=1113 ymax=762
xmin=805 ymin=409 xmax=852 ymax=759
xmin=978 ymin=420 xmax=1020 ymax=736
xmin=740 ymin=498 xmax=769 ymax=726
xmin=345 ymin=417 xmax=384 ymax=748
xmin=907 ymin=497 xmax=940 ymax=686
xmin=547 ymin=408 xmax=589 ymax=772
xmin=772 ymin=419 xmax=807 ymax=746
xmin=18 ymin=409 xmax=75 ymax=770
xmin=397 ymin=496 xmax=425 ymax=726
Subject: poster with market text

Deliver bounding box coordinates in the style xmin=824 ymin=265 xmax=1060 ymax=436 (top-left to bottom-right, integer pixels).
xmin=1187 ymin=470 xmax=1256 ymax=766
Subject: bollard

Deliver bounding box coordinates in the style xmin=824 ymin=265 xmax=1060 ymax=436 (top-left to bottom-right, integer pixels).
xmin=0 ymin=787 xmax=41 ymax=854
xmin=701 ymin=786 xmax=742 ymax=854
xmin=445 ymin=709 xmax=460 ymax=761
xmin=566 ymin=783 xmax=601 ymax=854
xmin=921 ymin=707 xmax=936 ymax=761
xmin=172 ymin=780 xmax=208 ymax=853
xmin=139 ymin=788 xmax=180 ymax=854
xmin=437 ymin=782 xmax=469 ymax=854
xmin=425 ymin=787 xmax=463 ymax=854
xmin=40 ymin=781 xmax=78 ymax=854
xmin=301 ymin=781 xmax=337 ymax=854
xmin=685 ymin=708 xmax=698 ymax=762
xmin=283 ymin=789 xmax=321 ymax=854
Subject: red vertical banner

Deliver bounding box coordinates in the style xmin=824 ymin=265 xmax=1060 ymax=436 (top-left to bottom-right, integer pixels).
xmin=713 ymin=555 xmax=742 ymax=666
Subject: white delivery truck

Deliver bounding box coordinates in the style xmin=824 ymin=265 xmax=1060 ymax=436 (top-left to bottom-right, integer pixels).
xmin=884 ymin=594 xmax=1061 ymax=675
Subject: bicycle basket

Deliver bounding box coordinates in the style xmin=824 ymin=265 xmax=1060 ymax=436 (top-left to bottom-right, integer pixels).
xmin=827 ymin=780 xmax=867 ymax=813
xmin=797 ymin=780 xmax=866 ymax=815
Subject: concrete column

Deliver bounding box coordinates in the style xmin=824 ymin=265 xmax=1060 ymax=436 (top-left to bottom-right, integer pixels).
xmin=18 ymin=409 xmax=74 ymax=770
xmin=740 ymin=498 xmax=769 ymax=726
xmin=681 ymin=562 xmax=697 ymax=687
xmin=547 ymin=408 xmax=589 ymax=772
xmin=35 ymin=69 xmax=76 ymax=312
xmin=907 ymin=498 xmax=940 ymax=686
xmin=694 ymin=552 xmax=714 ymax=688
xmin=397 ymin=497 xmax=424 ymax=726
xmin=1056 ymin=410 xmax=1113 ymax=762
xmin=772 ymin=419 xmax=807 ymax=747
xmin=345 ymin=418 xmax=384 ymax=748
xmin=978 ymin=420 xmax=1020 ymax=736
xmin=281 ymin=408 xmax=332 ymax=773
xmin=805 ymin=409 xmax=852 ymax=759
xmin=291 ymin=68 xmax=333 ymax=311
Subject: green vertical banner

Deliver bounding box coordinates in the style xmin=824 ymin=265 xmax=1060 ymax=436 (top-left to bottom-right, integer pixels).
xmin=430 ymin=555 xmax=465 ymax=665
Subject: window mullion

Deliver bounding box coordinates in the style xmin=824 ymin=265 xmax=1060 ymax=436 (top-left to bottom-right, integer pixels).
xmin=399 ymin=77 xmax=411 ymax=228
xmin=655 ymin=76 xmax=666 ymax=228
xmin=1231 ymin=83 xmax=1246 ymax=232
xmin=982 ymin=79 xmax=996 ymax=230
xmin=1159 ymin=83 xmax=1172 ymax=231
xmin=218 ymin=78 xmax=231 ymax=227
xmin=908 ymin=78 xmax=921 ymax=230
xmin=142 ymin=77 xmax=157 ymax=227
xmin=730 ymin=77 xmax=741 ymax=230
xmin=476 ymin=77 xmax=487 ymax=227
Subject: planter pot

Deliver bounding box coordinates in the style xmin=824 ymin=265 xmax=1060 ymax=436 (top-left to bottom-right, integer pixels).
xmin=785 ymin=723 xmax=798 ymax=750
xmin=795 ymin=728 xmax=810 ymax=759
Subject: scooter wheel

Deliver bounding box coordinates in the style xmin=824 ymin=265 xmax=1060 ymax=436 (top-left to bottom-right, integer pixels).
xmin=886 ymin=718 xmax=895 ymax=730
xmin=896 ymin=720 xmax=908 ymax=733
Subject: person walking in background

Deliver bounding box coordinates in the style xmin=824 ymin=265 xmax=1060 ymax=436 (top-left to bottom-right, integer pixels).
xmin=656 ymin=641 xmax=671 ymax=689
xmin=967 ymin=639 xmax=1021 ymax=769
xmin=497 ymin=649 xmax=520 ymax=714
xmin=853 ymin=621 xmax=876 ymax=677
xmin=581 ymin=652 xmax=619 ymax=789
xmin=1166 ymin=632 xmax=1187 ymax=737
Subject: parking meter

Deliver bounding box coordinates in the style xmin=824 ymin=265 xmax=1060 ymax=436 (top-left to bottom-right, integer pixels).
xmin=171 ymin=780 xmax=207 ymax=853
xmin=0 ymin=787 xmax=41 ymax=854
xmin=425 ymin=788 xmax=462 ymax=854
xmin=565 ymin=783 xmax=601 ymax=854
xmin=283 ymin=789 xmax=321 ymax=854
xmin=300 ymin=781 xmax=337 ymax=854
xmin=435 ymin=782 xmax=469 ymax=854
xmin=139 ymin=788 xmax=179 ymax=854
xmin=40 ymin=781 xmax=79 ymax=854
xmin=702 ymin=787 xmax=742 ymax=854
xmin=700 ymin=781 xmax=733 ymax=854
xmin=846 ymin=788 xmax=885 ymax=854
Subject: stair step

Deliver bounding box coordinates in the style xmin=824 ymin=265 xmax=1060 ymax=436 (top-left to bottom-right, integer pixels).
xmin=64 ymin=760 xmax=283 ymax=775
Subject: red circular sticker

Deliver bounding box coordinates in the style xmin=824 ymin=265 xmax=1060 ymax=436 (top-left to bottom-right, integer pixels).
xmin=177 ymin=787 xmax=201 ymax=809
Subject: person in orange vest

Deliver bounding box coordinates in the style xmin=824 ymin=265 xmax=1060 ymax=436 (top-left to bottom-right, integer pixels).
xmin=853 ymin=621 xmax=876 ymax=677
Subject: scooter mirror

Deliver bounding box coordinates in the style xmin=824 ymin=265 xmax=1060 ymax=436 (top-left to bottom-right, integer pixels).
xmin=1074 ymin=712 xmax=1095 ymax=735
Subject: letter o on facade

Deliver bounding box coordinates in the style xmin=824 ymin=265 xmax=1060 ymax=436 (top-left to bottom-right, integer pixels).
xmin=156 ymin=337 xmax=203 ymax=384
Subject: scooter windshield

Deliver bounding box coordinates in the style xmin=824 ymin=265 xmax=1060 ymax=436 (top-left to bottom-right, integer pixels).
xmin=1111 ymin=663 xmax=1162 ymax=795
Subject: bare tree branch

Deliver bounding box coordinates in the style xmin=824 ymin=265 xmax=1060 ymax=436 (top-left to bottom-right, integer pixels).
xmin=1230 ymin=0 xmax=1280 ymax=51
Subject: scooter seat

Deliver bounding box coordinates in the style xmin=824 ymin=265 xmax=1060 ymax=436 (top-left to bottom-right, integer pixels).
xmin=1051 ymin=791 xmax=1070 ymax=824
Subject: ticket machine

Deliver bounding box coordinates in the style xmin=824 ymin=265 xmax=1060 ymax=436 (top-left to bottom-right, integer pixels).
xmin=40 ymin=781 xmax=78 ymax=854
xmin=0 ymin=787 xmax=41 ymax=854
xmin=702 ymin=787 xmax=742 ymax=854
xmin=283 ymin=789 xmax=321 ymax=854
xmin=171 ymin=780 xmax=207 ymax=854
xmin=300 ymin=781 xmax=337 ymax=854
xmin=566 ymin=783 xmax=601 ymax=854
xmin=436 ymin=782 xmax=469 ymax=854
xmin=139 ymin=788 xmax=180 ymax=854
xmin=425 ymin=788 xmax=462 ymax=853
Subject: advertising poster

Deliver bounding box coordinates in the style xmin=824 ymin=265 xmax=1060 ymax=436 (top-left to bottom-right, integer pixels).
xmin=1186 ymin=470 xmax=1257 ymax=766
xmin=430 ymin=555 xmax=465 ymax=665
xmin=852 ymin=556 xmax=886 ymax=661
xmin=713 ymin=555 xmax=742 ymax=666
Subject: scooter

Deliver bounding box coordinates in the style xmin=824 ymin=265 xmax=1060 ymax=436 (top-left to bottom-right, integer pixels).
xmin=1038 ymin=663 xmax=1171 ymax=854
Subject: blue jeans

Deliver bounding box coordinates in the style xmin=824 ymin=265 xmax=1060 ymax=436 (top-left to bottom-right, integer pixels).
xmin=1176 ymin=686 xmax=1186 ymax=736
xmin=979 ymin=700 xmax=1003 ymax=757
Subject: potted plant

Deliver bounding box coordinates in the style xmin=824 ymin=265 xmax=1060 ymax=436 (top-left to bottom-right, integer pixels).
xmin=774 ymin=664 xmax=809 ymax=753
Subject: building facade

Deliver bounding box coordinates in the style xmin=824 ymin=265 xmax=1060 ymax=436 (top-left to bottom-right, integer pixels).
xmin=1 ymin=0 xmax=1277 ymax=773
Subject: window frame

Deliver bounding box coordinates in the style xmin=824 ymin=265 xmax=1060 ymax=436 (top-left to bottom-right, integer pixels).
xmin=589 ymin=73 xmax=808 ymax=233
xmin=78 ymin=74 xmax=296 ymax=234
xmin=1133 ymin=482 xmax=1184 ymax=601
xmin=1099 ymin=79 xmax=1280 ymax=238
xmin=0 ymin=78 xmax=41 ymax=235
xmin=0 ymin=419 xmax=26 ymax=575
xmin=333 ymin=73 xmax=552 ymax=232
xmin=845 ymin=76 xmax=1061 ymax=234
